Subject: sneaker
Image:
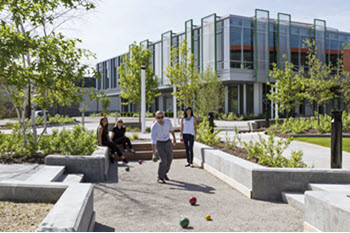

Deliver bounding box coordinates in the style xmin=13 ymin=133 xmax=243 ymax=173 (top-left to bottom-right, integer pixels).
xmin=109 ymin=157 xmax=114 ymax=164
xmin=164 ymin=175 xmax=169 ymax=181
xmin=190 ymin=164 xmax=194 ymax=168
xmin=130 ymin=149 xmax=135 ymax=153
xmin=185 ymin=164 xmax=190 ymax=167
xmin=157 ymin=179 xmax=166 ymax=184
xmin=123 ymin=159 xmax=129 ymax=164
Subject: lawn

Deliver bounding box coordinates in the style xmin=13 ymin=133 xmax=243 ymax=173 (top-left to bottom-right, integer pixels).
xmin=294 ymin=137 xmax=350 ymax=152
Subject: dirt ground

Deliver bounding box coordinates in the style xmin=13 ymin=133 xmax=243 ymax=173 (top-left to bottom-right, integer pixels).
xmin=0 ymin=201 xmax=54 ymax=232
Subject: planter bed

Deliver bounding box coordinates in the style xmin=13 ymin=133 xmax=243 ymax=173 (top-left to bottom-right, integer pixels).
xmin=194 ymin=141 xmax=350 ymax=202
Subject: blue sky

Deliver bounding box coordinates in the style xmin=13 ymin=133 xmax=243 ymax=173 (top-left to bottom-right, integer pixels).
xmin=69 ymin=0 xmax=350 ymax=65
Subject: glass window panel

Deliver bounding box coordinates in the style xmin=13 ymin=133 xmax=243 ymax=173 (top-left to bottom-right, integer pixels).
xmin=242 ymin=19 xmax=251 ymax=28
xmin=291 ymin=27 xmax=300 ymax=35
xmin=230 ymin=18 xmax=242 ymax=26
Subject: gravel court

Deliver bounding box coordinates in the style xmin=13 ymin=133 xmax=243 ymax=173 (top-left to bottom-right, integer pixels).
xmin=93 ymin=159 xmax=303 ymax=232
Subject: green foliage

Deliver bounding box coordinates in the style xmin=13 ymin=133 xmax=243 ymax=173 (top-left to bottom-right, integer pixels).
xmin=39 ymin=125 xmax=97 ymax=155
xmin=268 ymin=61 xmax=305 ymax=118
xmin=166 ymin=39 xmax=200 ymax=108
xmin=220 ymin=112 xmax=244 ymax=121
xmin=242 ymin=132 xmax=307 ymax=168
xmin=100 ymin=96 xmax=111 ymax=114
xmin=195 ymin=68 xmax=225 ymax=117
xmin=197 ymin=118 xmax=222 ymax=146
xmin=132 ymin=133 xmax=139 ymax=140
xmin=146 ymin=112 xmax=154 ymax=118
xmin=146 ymin=127 xmax=151 ymax=133
xmin=118 ymin=42 xmax=160 ymax=107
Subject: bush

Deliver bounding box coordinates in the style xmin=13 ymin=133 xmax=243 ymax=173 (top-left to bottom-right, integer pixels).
xmin=242 ymin=132 xmax=307 ymax=168
xmin=146 ymin=127 xmax=151 ymax=133
xmin=132 ymin=133 xmax=139 ymax=140
xmin=197 ymin=118 xmax=222 ymax=146
xmin=39 ymin=125 xmax=97 ymax=155
xmin=146 ymin=112 xmax=154 ymax=118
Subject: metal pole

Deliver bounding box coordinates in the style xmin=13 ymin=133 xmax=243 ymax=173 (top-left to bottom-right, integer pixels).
xmin=141 ymin=66 xmax=146 ymax=133
xmin=173 ymin=85 xmax=177 ymax=127
xmin=331 ymin=110 xmax=342 ymax=168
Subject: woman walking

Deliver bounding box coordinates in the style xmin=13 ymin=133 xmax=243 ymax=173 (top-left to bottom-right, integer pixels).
xmin=180 ymin=107 xmax=197 ymax=167
xmin=97 ymin=116 xmax=128 ymax=164
xmin=112 ymin=119 xmax=135 ymax=153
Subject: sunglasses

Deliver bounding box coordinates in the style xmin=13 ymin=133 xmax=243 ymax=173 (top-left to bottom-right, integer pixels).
xmin=156 ymin=116 xmax=164 ymax=119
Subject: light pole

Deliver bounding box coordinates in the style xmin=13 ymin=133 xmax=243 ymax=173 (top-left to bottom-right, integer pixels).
xmin=141 ymin=65 xmax=146 ymax=133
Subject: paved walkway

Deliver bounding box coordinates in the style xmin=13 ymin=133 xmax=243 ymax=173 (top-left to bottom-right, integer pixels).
xmin=0 ymin=164 xmax=43 ymax=181
xmin=93 ymin=159 xmax=303 ymax=232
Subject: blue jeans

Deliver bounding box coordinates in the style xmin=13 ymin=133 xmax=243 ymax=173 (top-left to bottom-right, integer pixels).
xmin=183 ymin=134 xmax=194 ymax=164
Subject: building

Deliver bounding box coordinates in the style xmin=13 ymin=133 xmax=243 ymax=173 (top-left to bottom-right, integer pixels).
xmin=88 ymin=9 xmax=350 ymax=117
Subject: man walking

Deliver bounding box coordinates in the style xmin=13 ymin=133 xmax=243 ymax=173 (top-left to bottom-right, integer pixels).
xmin=151 ymin=110 xmax=176 ymax=183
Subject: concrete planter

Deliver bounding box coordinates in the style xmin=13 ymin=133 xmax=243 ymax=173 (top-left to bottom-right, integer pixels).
xmin=194 ymin=142 xmax=350 ymax=201
xmin=45 ymin=146 xmax=109 ymax=182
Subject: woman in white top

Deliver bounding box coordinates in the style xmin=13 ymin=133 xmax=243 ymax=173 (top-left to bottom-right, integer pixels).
xmin=180 ymin=107 xmax=197 ymax=167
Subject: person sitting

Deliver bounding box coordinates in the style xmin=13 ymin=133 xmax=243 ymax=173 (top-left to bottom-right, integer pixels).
xmin=112 ymin=119 xmax=135 ymax=153
xmin=97 ymin=116 xmax=128 ymax=164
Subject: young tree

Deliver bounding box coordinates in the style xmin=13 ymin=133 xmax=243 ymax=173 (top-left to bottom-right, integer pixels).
xmin=0 ymin=0 xmax=96 ymax=147
xmin=100 ymin=96 xmax=111 ymax=114
xmin=195 ymin=67 xmax=224 ymax=118
xmin=79 ymin=102 xmax=88 ymax=127
xmin=302 ymin=40 xmax=340 ymax=124
xmin=267 ymin=61 xmax=305 ymax=119
xmin=165 ymin=39 xmax=200 ymax=108
xmin=118 ymin=42 xmax=160 ymax=125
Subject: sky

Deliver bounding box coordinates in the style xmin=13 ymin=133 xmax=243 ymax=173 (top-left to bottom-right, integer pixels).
xmin=66 ymin=0 xmax=350 ymax=66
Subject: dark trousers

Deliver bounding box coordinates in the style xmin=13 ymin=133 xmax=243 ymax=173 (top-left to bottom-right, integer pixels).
xmin=157 ymin=140 xmax=173 ymax=179
xmin=183 ymin=134 xmax=194 ymax=164
xmin=102 ymin=140 xmax=123 ymax=157
xmin=114 ymin=136 xmax=132 ymax=149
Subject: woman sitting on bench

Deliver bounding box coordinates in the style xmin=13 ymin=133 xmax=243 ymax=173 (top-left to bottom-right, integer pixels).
xmin=112 ymin=119 xmax=135 ymax=153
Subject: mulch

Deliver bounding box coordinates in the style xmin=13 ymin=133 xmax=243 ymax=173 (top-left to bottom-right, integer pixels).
xmin=0 ymin=153 xmax=46 ymax=164
xmin=211 ymin=142 xmax=260 ymax=164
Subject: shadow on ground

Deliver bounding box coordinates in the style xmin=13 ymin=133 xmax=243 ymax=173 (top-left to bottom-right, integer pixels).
xmin=94 ymin=222 xmax=115 ymax=232
xmin=166 ymin=179 xmax=215 ymax=194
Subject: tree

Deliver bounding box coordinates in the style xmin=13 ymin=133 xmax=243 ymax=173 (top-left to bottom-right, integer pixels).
xmin=165 ymin=39 xmax=200 ymax=108
xmin=79 ymin=101 xmax=88 ymax=127
xmin=0 ymin=0 xmax=96 ymax=147
xmin=100 ymin=96 xmax=111 ymax=114
xmin=339 ymin=42 xmax=350 ymax=112
xmin=195 ymin=67 xmax=224 ymax=118
xmin=267 ymin=61 xmax=305 ymax=119
xmin=302 ymin=40 xmax=340 ymax=124
xmin=118 ymin=42 xmax=160 ymax=125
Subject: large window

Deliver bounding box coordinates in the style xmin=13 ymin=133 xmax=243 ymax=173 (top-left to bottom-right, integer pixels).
xmin=269 ymin=23 xmax=277 ymax=70
xmin=217 ymin=20 xmax=224 ymax=70
xmin=193 ymin=28 xmax=200 ymax=70
xmin=230 ymin=17 xmax=253 ymax=69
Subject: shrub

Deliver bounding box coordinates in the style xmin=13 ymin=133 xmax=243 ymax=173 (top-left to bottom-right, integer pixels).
xmin=146 ymin=112 xmax=154 ymax=118
xmin=242 ymin=132 xmax=307 ymax=168
xmin=197 ymin=118 xmax=222 ymax=146
xmin=132 ymin=133 xmax=139 ymax=140
xmin=146 ymin=127 xmax=151 ymax=133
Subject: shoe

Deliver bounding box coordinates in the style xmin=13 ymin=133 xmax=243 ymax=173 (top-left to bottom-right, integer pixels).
xmin=130 ymin=149 xmax=135 ymax=153
xmin=157 ymin=179 xmax=166 ymax=184
xmin=109 ymin=157 xmax=114 ymax=164
xmin=123 ymin=159 xmax=129 ymax=164
xmin=190 ymin=164 xmax=194 ymax=168
xmin=124 ymin=149 xmax=129 ymax=153
xmin=185 ymin=164 xmax=190 ymax=167
xmin=164 ymin=175 xmax=169 ymax=181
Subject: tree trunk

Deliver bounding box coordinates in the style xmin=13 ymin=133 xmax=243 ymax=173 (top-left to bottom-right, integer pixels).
xmin=317 ymin=103 xmax=320 ymax=126
xmin=43 ymin=109 xmax=47 ymax=134
xmin=82 ymin=112 xmax=85 ymax=127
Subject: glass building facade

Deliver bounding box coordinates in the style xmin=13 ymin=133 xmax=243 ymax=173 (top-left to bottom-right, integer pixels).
xmin=95 ymin=10 xmax=350 ymax=116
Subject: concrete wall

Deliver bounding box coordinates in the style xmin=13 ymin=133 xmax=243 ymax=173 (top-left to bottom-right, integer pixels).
xmin=45 ymin=146 xmax=109 ymax=182
xmin=194 ymin=142 xmax=350 ymax=201
xmin=304 ymin=191 xmax=350 ymax=232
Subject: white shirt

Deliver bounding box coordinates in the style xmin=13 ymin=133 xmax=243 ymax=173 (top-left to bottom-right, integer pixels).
xmin=182 ymin=117 xmax=195 ymax=136
xmin=151 ymin=118 xmax=174 ymax=145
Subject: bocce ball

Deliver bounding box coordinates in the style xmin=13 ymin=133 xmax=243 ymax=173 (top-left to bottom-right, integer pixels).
xmin=189 ymin=197 xmax=197 ymax=205
xmin=180 ymin=217 xmax=189 ymax=228
xmin=205 ymin=215 xmax=211 ymax=221
xmin=125 ymin=167 xmax=130 ymax=172
xmin=152 ymin=157 xmax=158 ymax=162
xmin=138 ymin=160 xmax=143 ymax=165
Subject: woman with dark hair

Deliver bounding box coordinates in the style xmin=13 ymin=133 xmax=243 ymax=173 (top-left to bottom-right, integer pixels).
xmin=97 ymin=116 xmax=128 ymax=164
xmin=180 ymin=107 xmax=197 ymax=167
xmin=112 ymin=119 xmax=135 ymax=153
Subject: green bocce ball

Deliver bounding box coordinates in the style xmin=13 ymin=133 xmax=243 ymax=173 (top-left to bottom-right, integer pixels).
xmin=152 ymin=157 xmax=158 ymax=162
xmin=125 ymin=167 xmax=130 ymax=172
xmin=180 ymin=217 xmax=189 ymax=228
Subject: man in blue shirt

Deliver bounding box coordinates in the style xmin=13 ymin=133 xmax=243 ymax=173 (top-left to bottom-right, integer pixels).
xmin=151 ymin=110 xmax=176 ymax=183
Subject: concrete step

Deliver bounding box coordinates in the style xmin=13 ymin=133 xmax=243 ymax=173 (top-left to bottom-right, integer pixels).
xmin=118 ymin=150 xmax=186 ymax=160
xmin=282 ymin=192 xmax=304 ymax=211
xmin=56 ymin=174 xmax=84 ymax=184
xmin=28 ymin=165 xmax=65 ymax=183
xmin=309 ymin=183 xmax=350 ymax=192
xmin=118 ymin=142 xmax=185 ymax=151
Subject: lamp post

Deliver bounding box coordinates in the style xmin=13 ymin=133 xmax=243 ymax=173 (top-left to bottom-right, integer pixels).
xmin=141 ymin=65 xmax=146 ymax=133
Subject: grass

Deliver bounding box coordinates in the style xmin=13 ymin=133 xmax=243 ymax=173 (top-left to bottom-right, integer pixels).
xmin=294 ymin=137 xmax=350 ymax=152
